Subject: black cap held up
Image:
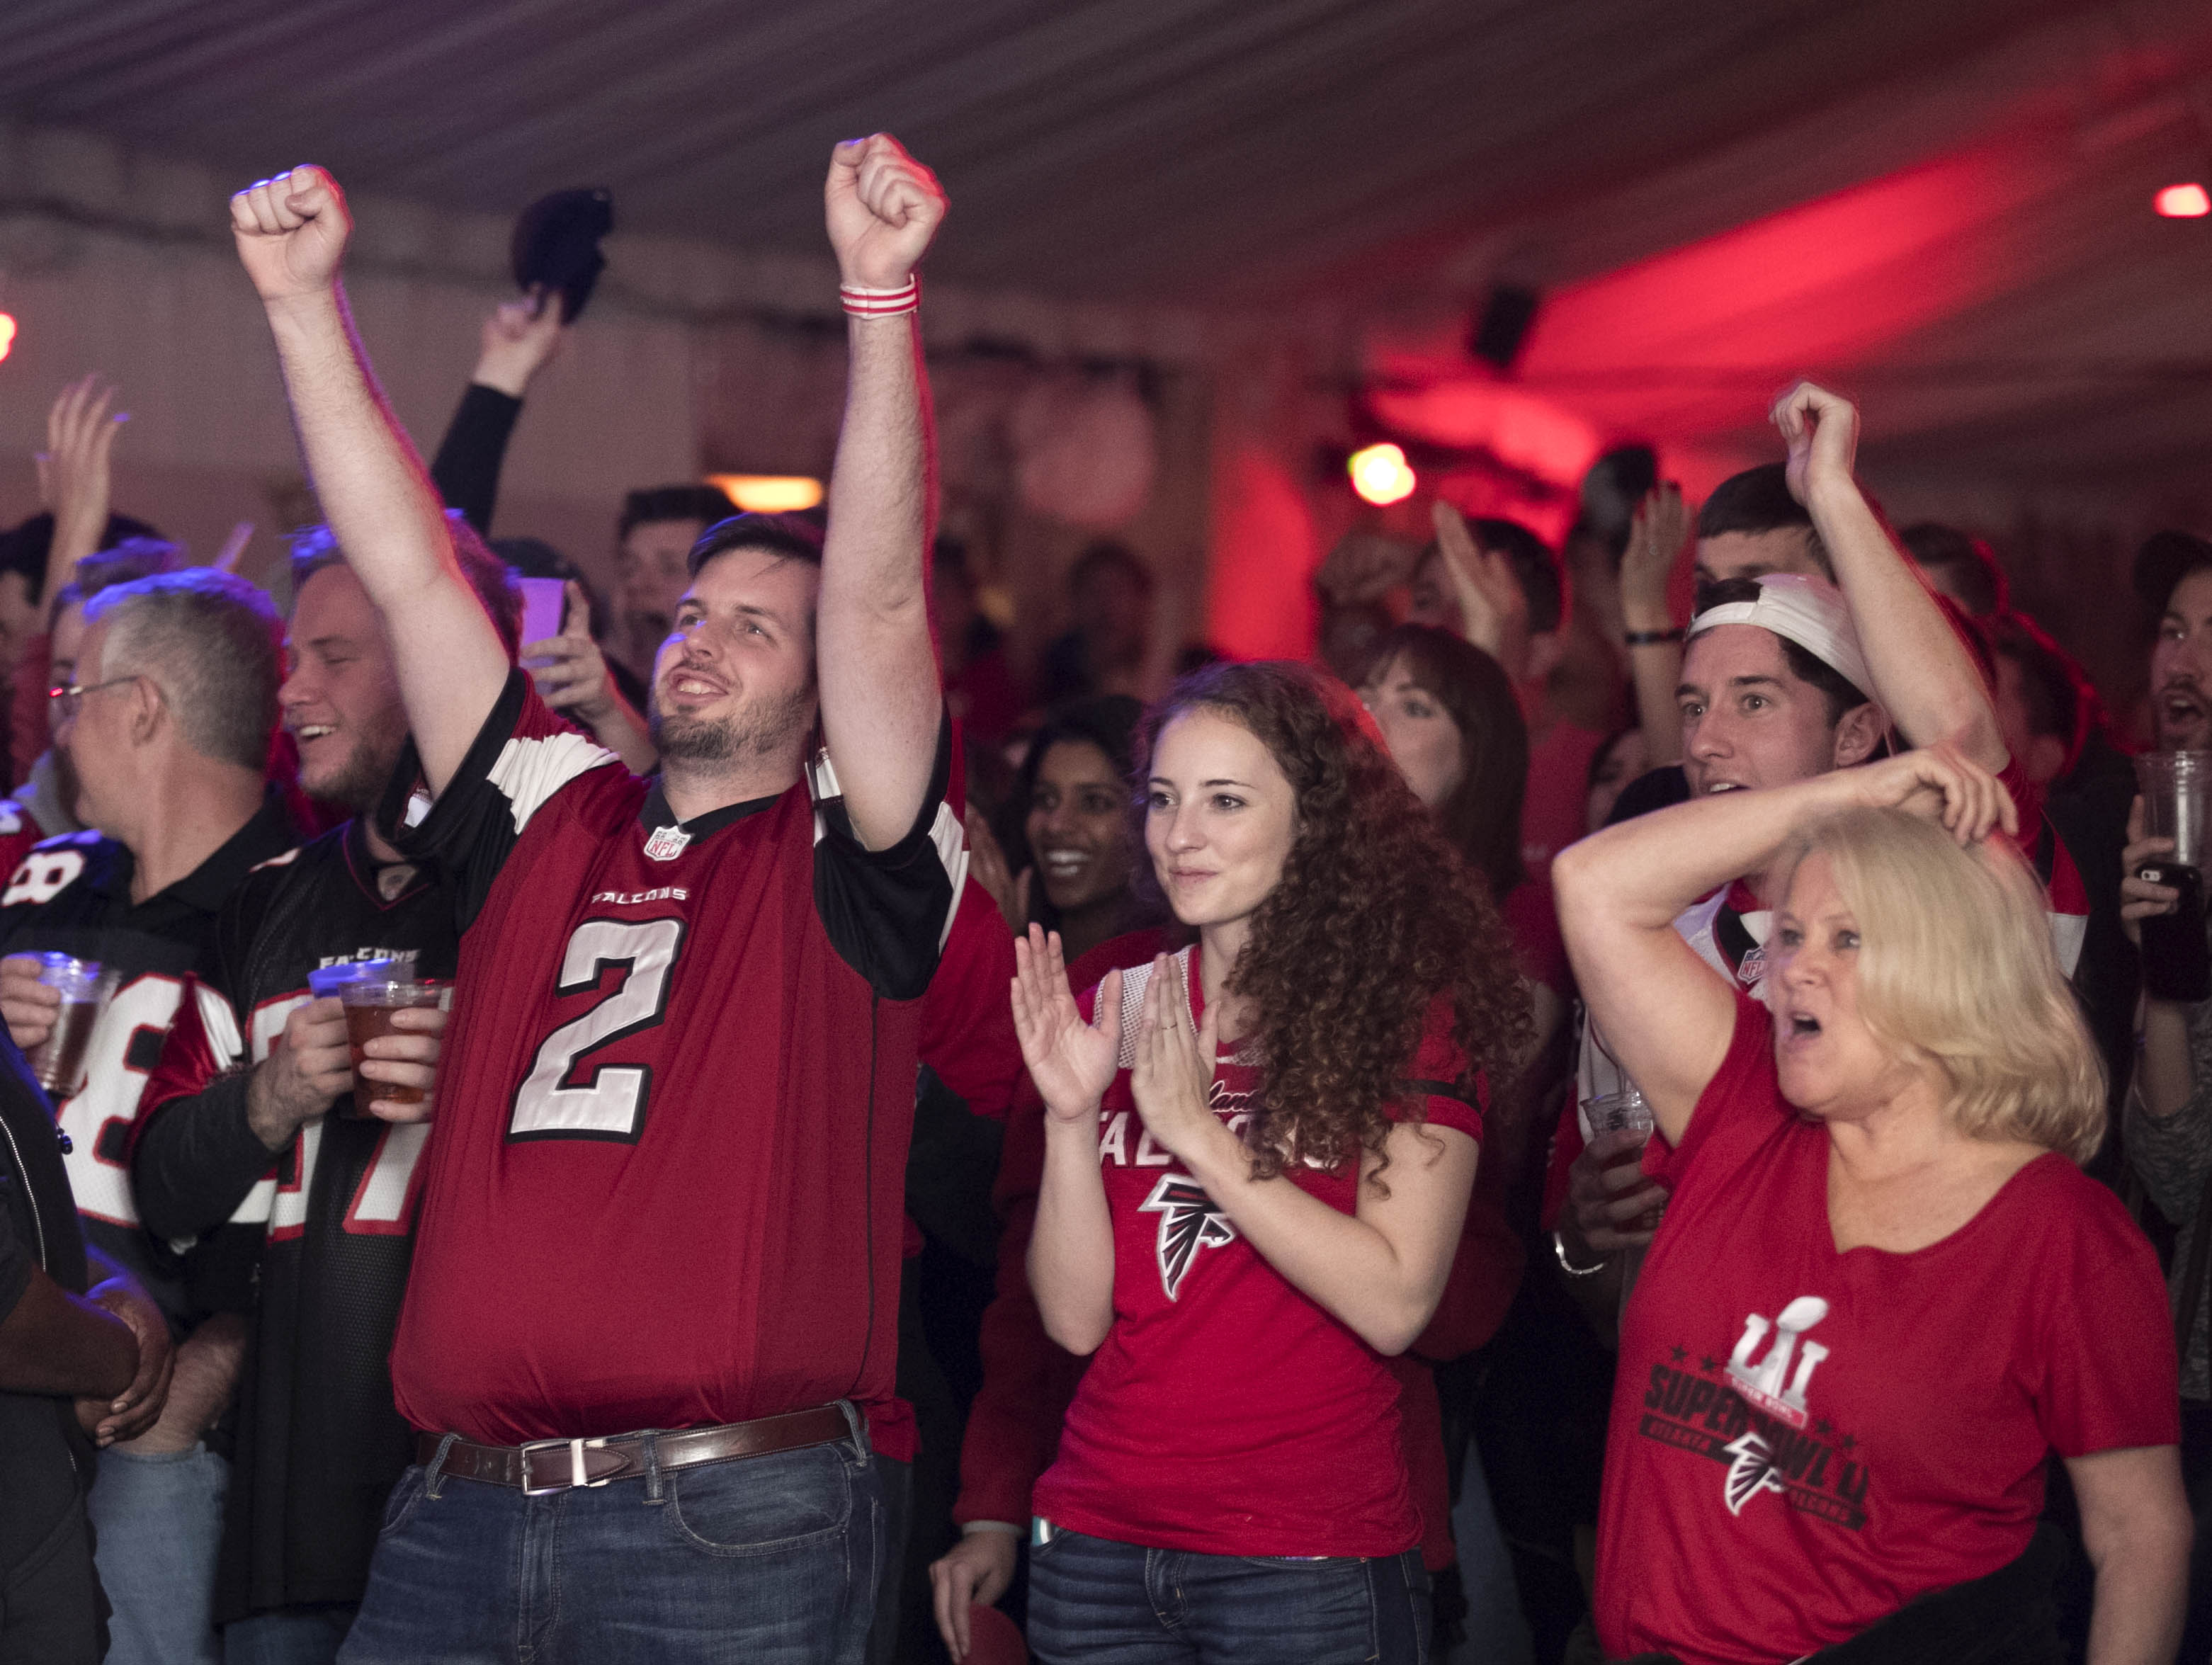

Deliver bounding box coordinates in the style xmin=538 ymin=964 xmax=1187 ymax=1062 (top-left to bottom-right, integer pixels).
xmin=511 ymin=188 xmax=613 ymax=323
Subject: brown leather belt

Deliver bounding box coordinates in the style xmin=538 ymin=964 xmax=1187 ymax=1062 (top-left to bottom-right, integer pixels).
xmin=416 ymin=1404 xmax=851 ymax=1496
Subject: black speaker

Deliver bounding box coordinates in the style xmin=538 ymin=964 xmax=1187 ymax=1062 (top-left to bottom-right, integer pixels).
xmin=1468 ymin=284 xmax=1541 ymax=371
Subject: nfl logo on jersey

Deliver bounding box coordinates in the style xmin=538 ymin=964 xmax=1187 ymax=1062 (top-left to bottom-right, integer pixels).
xmin=642 ymin=824 xmax=691 ymax=863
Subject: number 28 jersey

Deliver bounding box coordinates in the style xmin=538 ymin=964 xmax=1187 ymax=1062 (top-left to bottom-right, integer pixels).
xmin=382 ymin=672 xmax=962 ymax=1445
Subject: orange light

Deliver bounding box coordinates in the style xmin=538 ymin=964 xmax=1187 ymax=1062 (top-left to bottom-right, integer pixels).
xmin=1347 ymin=443 xmax=1417 ymax=506
xmin=703 ymin=473 xmax=824 ymax=513
xmin=2155 ymin=183 xmax=2211 ymax=219
xmin=0 ymin=314 xmax=15 ymax=363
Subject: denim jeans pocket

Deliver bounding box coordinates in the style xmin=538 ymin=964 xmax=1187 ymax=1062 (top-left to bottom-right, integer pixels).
xmin=662 ymin=1443 xmax=853 ymax=1557
xmin=377 ymin=1465 xmax=429 ymax=1538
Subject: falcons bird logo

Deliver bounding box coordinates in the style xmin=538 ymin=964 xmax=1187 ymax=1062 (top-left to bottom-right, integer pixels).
xmin=1140 ymin=1176 xmax=1236 ymax=1299
xmin=1722 ymin=1431 xmax=1786 ymax=1516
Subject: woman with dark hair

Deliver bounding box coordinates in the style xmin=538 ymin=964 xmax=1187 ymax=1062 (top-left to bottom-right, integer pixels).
xmin=1359 ymin=622 xmax=1570 ymax=1023
xmin=1358 ymin=624 xmax=1527 ymax=899
xmin=1000 ymin=696 xmax=1161 ymax=965
xmin=1011 ymin=660 xmax=1528 ymax=1664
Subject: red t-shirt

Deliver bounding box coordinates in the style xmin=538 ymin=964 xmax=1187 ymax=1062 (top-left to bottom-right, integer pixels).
xmin=1596 ymin=995 xmax=2178 ymax=1663
xmin=384 ymin=672 xmax=961 ymax=1445
xmin=1032 ymin=946 xmax=1485 ymax=1557
xmin=1499 ymin=875 xmax=1570 ymax=999
xmin=1520 ymin=719 xmax=1606 ymax=886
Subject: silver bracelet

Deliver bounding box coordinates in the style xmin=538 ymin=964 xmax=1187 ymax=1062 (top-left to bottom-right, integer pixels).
xmin=1553 ymin=1229 xmax=1610 ymax=1278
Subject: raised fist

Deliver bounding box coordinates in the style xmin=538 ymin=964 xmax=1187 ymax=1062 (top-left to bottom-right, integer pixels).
xmin=1769 ymin=379 xmax=1859 ymax=506
xmin=825 ymin=135 xmax=947 ymax=291
xmin=231 ymin=166 xmax=352 ymax=304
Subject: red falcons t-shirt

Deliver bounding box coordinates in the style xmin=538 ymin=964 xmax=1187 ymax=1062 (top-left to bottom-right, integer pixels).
xmin=382 ymin=672 xmax=961 ymax=1445
xmin=1596 ymin=995 xmax=2177 ymax=1664
xmin=1032 ymin=946 xmax=1484 ymax=1557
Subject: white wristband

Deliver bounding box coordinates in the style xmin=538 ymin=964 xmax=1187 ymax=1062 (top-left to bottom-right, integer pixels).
xmin=839 ymin=276 xmax=920 ymax=317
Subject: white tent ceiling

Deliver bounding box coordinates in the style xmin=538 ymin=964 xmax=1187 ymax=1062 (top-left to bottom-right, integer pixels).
xmin=6 ymin=0 xmax=2212 ymax=498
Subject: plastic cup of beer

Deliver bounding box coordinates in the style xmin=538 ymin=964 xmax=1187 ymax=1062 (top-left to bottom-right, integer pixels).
xmin=338 ymin=977 xmax=443 ymax=1115
xmin=29 ymin=953 xmax=117 ymax=1098
xmin=1583 ymin=1085 xmax=1654 ymax=1143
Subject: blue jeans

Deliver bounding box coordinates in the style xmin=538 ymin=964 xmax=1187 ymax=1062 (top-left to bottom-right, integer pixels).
xmin=85 ymin=1440 xmax=227 ymax=1665
xmin=223 ymin=1606 xmax=356 ymax=1665
xmin=339 ymin=1424 xmax=883 ymax=1665
xmin=1026 ymin=1526 xmax=1431 ymax=1665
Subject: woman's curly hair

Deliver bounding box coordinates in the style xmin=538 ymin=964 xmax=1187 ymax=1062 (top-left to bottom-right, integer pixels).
xmin=1135 ymin=661 xmax=1530 ymax=1183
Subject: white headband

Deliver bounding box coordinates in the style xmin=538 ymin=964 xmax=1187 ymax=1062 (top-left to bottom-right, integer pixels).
xmin=1687 ymin=573 xmax=1873 ymax=703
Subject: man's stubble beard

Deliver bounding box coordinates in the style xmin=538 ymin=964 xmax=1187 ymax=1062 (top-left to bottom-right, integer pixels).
xmin=650 ymin=683 xmax=815 ymax=771
xmin=307 ymin=727 xmax=410 ymax=817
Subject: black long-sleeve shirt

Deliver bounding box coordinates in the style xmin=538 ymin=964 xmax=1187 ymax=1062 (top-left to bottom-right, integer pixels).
xmin=427 ymin=383 xmax=523 ymax=536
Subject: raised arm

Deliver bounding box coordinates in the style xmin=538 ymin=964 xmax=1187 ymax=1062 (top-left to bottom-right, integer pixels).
xmin=1554 ymin=744 xmax=2014 ymax=1142
xmin=1774 ymin=381 xmax=2004 ymax=768
xmin=232 ymin=166 xmax=508 ymax=794
xmin=1621 ymin=483 xmax=1690 ymax=766
xmin=430 ymin=290 xmax=568 ymax=534
xmin=38 ymin=375 xmax=125 ymax=598
xmin=815 ymin=136 xmax=947 ymax=850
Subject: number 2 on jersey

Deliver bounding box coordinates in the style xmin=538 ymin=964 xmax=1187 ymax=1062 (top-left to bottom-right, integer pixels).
xmin=509 ymin=918 xmax=686 ymax=1142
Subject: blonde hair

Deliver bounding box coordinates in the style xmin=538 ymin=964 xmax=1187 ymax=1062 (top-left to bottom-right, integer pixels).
xmin=1790 ymin=807 xmax=2104 ymax=1164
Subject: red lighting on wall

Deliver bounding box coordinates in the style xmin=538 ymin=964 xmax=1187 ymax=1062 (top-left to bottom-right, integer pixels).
xmin=2155 ymin=183 xmax=2211 ymax=219
xmin=1347 ymin=443 xmax=1417 ymax=506
xmin=0 ymin=315 xmax=15 ymax=363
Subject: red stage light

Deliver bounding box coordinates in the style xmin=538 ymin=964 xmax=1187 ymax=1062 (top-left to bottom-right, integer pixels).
xmin=2155 ymin=183 xmax=2211 ymax=219
xmin=1348 ymin=443 xmax=1417 ymax=506
xmin=0 ymin=315 xmax=15 ymax=363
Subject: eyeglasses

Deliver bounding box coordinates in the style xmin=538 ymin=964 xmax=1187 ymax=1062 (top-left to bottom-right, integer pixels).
xmin=45 ymin=676 xmax=138 ymax=721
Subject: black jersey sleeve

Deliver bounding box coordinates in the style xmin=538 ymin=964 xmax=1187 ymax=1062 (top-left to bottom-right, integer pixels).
xmin=132 ymin=1074 xmax=266 ymax=1245
xmin=381 ymin=668 xmax=617 ymax=933
xmin=810 ymin=712 xmax=962 ymax=1001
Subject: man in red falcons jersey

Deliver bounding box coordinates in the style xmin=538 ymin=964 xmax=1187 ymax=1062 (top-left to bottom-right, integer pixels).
xmin=231 ymin=135 xmax=956 ymax=1665
xmin=127 ymin=523 xmax=520 ymax=1664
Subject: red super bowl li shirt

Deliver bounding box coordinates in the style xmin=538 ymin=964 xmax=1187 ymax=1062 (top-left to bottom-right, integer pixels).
xmin=1031 ymin=946 xmax=1484 ymax=1557
xmin=1596 ymin=994 xmax=2177 ymax=1664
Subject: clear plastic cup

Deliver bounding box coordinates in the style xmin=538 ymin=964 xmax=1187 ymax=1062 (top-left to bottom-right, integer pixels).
xmin=1583 ymin=1086 xmax=1654 ymax=1141
xmin=2135 ymin=751 xmax=2212 ymax=867
xmin=29 ymin=953 xmax=118 ymax=1097
xmin=338 ymin=978 xmax=443 ymax=1115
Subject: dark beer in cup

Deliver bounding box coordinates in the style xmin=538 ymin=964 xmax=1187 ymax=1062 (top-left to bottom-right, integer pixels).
xmin=339 ymin=979 xmax=443 ymax=1114
xmin=29 ymin=955 xmax=115 ymax=1098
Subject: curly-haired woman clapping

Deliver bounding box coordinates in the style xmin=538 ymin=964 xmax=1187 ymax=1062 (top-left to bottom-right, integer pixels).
xmin=1012 ymin=660 xmax=1528 ymax=1665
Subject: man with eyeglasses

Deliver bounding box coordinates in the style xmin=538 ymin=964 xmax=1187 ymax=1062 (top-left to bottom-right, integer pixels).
xmin=0 ymin=567 xmax=297 ymax=1665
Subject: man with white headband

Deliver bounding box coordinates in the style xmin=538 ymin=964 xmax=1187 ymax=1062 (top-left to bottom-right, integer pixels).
xmin=1554 ymin=380 xmax=2009 ymax=1288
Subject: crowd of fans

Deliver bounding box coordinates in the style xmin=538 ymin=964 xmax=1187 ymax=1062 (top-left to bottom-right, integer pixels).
xmin=0 ymin=131 xmax=2204 ymax=1665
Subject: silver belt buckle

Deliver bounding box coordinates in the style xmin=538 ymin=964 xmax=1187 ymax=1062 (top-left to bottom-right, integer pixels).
xmin=518 ymin=1436 xmax=611 ymax=1495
